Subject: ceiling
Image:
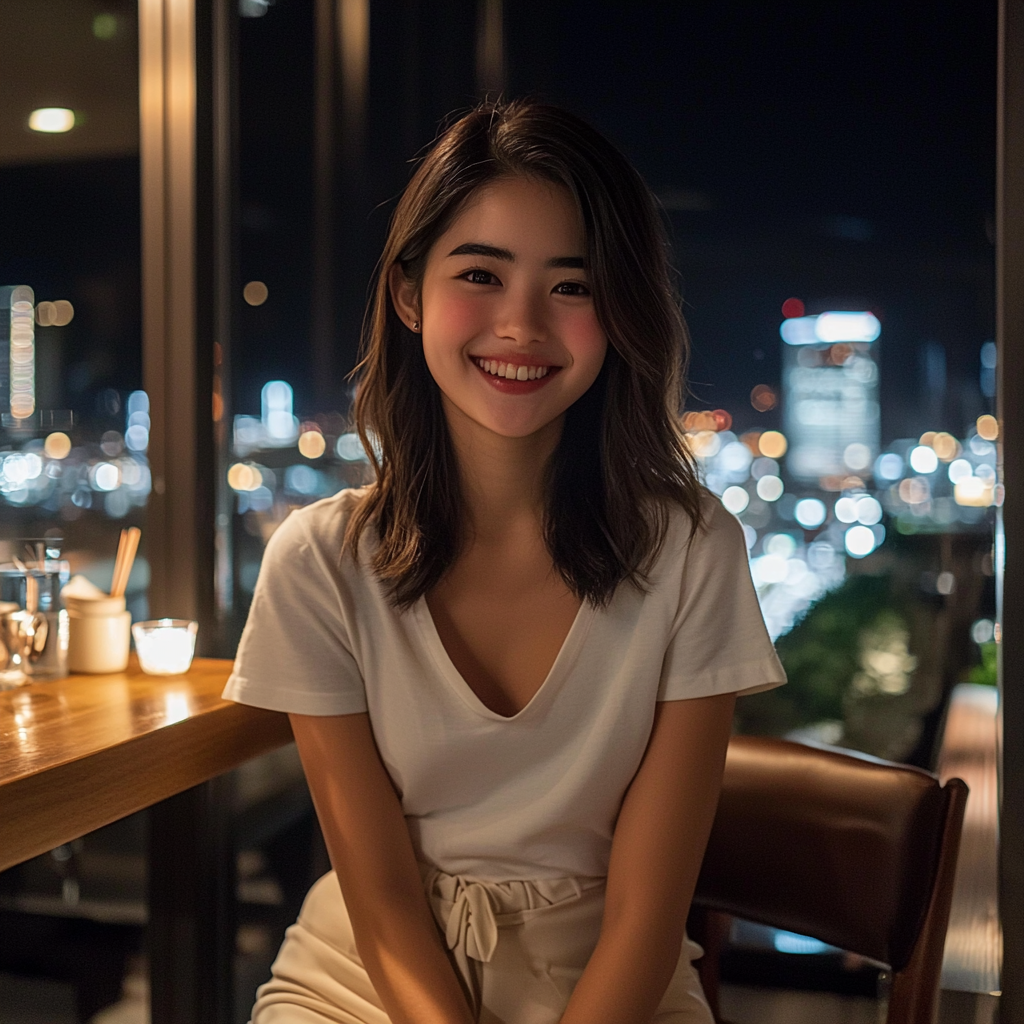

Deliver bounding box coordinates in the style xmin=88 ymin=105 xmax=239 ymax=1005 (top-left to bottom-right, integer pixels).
xmin=0 ymin=0 xmax=138 ymax=167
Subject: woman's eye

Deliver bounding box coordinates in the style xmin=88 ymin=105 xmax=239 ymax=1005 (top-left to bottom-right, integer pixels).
xmin=554 ymin=281 xmax=590 ymax=297
xmin=463 ymin=269 xmax=497 ymax=285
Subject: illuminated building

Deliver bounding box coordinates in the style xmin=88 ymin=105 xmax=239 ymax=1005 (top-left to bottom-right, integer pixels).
xmin=780 ymin=311 xmax=881 ymax=483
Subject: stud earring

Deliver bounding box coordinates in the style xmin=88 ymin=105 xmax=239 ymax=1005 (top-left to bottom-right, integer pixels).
xmin=412 ymin=320 xmax=420 ymax=332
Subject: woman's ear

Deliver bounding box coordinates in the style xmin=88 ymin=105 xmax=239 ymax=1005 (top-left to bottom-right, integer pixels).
xmin=388 ymin=263 xmax=420 ymax=331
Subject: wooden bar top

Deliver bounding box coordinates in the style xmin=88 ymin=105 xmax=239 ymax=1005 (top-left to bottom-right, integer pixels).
xmin=0 ymin=658 xmax=293 ymax=873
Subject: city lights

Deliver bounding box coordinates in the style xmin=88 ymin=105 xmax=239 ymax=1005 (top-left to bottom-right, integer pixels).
xmin=874 ymin=453 xmax=903 ymax=481
xmin=855 ymin=495 xmax=883 ymax=525
xmin=298 ymin=429 xmax=327 ymax=459
xmin=44 ymin=432 xmax=72 ymax=459
xmin=35 ymin=300 xmax=75 ymax=327
xmin=779 ymin=311 xmax=880 ymax=345
xmin=8 ymin=285 xmax=36 ymax=419
xmin=721 ymin=486 xmax=750 ymax=515
xmin=336 ymin=433 xmax=367 ymax=461
xmin=813 ymin=311 xmax=881 ymax=344
xmin=794 ymin=498 xmax=827 ymax=529
xmin=28 ymin=108 xmax=76 ymax=133
xmin=243 ymin=281 xmax=269 ymax=306
xmin=948 ymin=459 xmax=973 ymax=484
xmin=750 ymin=384 xmax=777 ymax=411
xmin=909 ymin=445 xmax=939 ymax=474
xmin=976 ymin=414 xmax=999 ymax=441
xmin=844 ymin=525 xmax=877 ymax=558
xmin=931 ymin=432 xmax=960 ymax=461
xmin=843 ymin=443 xmax=871 ymax=471
xmin=261 ymin=381 xmax=299 ymax=445
xmin=758 ymin=431 xmax=788 ymax=458
xmin=954 ymin=476 xmax=994 ymax=508
xmin=834 ymin=497 xmax=858 ymax=523
xmin=227 ymin=463 xmax=262 ymax=492
xmin=756 ymin=475 xmax=784 ymax=501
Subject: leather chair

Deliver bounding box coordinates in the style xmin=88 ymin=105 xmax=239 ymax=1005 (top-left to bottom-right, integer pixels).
xmin=689 ymin=736 xmax=968 ymax=1024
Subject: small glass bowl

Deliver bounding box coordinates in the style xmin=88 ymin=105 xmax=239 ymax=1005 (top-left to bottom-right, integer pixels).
xmin=132 ymin=619 xmax=198 ymax=675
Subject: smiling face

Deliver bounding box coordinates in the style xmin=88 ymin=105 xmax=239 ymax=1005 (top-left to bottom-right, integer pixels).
xmin=390 ymin=175 xmax=608 ymax=444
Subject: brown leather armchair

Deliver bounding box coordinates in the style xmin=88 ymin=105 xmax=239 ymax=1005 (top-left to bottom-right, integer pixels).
xmin=690 ymin=735 xmax=969 ymax=1024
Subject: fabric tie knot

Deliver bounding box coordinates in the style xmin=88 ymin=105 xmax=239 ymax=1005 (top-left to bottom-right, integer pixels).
xmin=444 ymin=878 xmax=500 ymax=963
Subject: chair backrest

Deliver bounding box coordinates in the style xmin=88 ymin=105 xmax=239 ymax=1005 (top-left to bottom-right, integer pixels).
xmin=692 ymin=735 xmax=968 ymax=1024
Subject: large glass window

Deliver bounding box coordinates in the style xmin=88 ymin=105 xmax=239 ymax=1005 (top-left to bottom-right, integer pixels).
xmin=0 ymin=0 xmax=148 ymax=620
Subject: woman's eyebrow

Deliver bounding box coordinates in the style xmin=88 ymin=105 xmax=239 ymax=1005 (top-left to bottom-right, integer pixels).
xmin=447 ymin=243 xmax=586 ymax=269
xmin=448 ymin=242 xmax=514 ymax=261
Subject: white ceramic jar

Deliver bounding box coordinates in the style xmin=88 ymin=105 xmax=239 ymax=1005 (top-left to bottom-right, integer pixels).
xmin=66 ymin=594 xmax=131 ymax=674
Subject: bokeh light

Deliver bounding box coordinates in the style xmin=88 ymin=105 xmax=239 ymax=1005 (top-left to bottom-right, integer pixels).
xmin=844 ymin=525 xmax=877 ymax=558
xmin=243 ymin=281 xmax=269 ymax=306
xmin=976 ymin=414 xmax=999 ymax=441
xmin=834 ymin=497 xmax=858 ymax=523
xmin=931 ymin=432 xmax=959 ymax=461
xmin=875 ymin=453 xmax=903 ymax=481
xmin=336 ymin=433 xmax=367 ymax=461
xmin=750 ymin=384 xmax=777 ymax=412
xmin=43 ymin=432 xmax=72 ymax=459
xmin=298 ymin=429 xmax=327 ymax=459
xmin=972 ymin=619 xmax=995 ymax=644
xmin=843 ymin=442 xmax=871 ymax=472
xmin=756 ymin=475 xmax=784 ymax=501
xmin=721 ymin=486 xmax=749 ymax=515
xmin=954 ymin=477 xmax=993 ymax=507
xmin=227 ymin=463 xmax=262 ymax=491
xmin=855 ymin=495 xmax=883 ymax=525
xmin=758 ymin=430 xmax=787 ymax=458
xmin=909 ymin=445 xmax=939 ymax=474
xmin=794 ymin=498 xmax=827 ymax=529
xmin=948 ymin=459 xmax=972 ymax=484
xmin=93 ymin=12 xmax=118 ymax=37
xmin=781 ymin=298 xmax=805 ymax=319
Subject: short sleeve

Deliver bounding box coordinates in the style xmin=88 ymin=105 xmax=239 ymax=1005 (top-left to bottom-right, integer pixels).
xmin=657 ymin=499 xmax=787 ymax=701
xmin=222 ymin=505 xmax=368 ymax=716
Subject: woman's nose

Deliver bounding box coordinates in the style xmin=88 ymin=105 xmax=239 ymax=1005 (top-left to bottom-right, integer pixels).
xmin=494 ymin=285 xmax=549 ymax=344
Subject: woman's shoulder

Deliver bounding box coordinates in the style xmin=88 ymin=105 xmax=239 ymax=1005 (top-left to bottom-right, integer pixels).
xmin=662 ymin=488 xmax=744 ymax=553
xmin=263 ymin=484 xmax=375 ymax=572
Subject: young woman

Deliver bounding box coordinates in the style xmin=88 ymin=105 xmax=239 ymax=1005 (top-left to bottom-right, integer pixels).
xmin=225 ymin=100 xmax=785 ymax=1024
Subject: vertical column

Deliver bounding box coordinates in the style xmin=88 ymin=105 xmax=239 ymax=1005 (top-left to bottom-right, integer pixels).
xmin=139 ymin=0 xmax=227 ymax=639
xmin=139 ymin=3 xmax=237 ymax=1021
xmin=148 ymin=776 xmax=237 ymax=1024
xmin=476 ymin=0 xmax=505 ymax=97
xmin=997 ymin=2 xmax=1024 ymax=1020
xmin=139 ymin=0 xmax=199 ymax=622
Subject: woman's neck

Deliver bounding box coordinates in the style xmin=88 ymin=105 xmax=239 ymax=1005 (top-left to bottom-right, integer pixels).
xmin=443 ymin=398 xmax=562 ymax=544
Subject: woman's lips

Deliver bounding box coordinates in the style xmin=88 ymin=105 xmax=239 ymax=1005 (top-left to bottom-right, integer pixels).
xmin=470 ymin=357 xmax=560 ymax=393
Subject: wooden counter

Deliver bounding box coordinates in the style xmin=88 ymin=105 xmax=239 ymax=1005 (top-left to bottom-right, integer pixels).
xmin=0 ymin=657 xmax=293 ymax=873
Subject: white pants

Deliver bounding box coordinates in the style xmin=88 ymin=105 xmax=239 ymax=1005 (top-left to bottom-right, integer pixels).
xmin=250 ymin=868 xmax=714 ymax=1024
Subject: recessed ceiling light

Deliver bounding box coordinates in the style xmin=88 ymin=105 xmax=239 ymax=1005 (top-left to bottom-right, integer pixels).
xmin=28 ymin=108 xmax=76 ymax=133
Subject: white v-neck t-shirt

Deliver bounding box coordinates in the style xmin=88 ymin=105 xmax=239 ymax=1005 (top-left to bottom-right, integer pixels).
xmin=223 ymin=486 xmax=786 ymax=882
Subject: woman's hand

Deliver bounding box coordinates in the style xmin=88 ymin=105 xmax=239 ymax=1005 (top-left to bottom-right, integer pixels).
xmin=559 ymin=691 xmax=737 ymax=1024
xmin=290 ymin=712 xmax=476 ymax=1024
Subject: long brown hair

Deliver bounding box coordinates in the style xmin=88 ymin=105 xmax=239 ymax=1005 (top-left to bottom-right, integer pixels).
xmin=346 ymin=99 xmax=704 ymax=607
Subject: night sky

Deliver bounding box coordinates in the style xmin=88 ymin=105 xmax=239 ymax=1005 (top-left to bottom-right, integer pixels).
xmin=0 ymin=2 xmax=997 ymax=445
xmin=236 ymin=1 xmax=996 ymax=447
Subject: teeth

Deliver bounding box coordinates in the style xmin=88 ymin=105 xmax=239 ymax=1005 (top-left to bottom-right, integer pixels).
xmin=474 ymin=358 xmax=551 ymax=380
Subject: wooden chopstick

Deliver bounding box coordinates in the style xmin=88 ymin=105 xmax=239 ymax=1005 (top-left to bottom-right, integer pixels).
xmin=110 ymin=527 xmax=141 ymax=597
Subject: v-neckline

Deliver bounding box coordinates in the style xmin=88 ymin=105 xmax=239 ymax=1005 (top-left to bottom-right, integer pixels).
xmin=414 ymin=597 xmax=596 ymax=721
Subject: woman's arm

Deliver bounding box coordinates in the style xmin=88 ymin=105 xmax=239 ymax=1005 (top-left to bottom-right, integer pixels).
xmin=289 ymin=712 xmax=476 ymax=1024
xmin=559 ymin=692 xmax=737 ymax=1024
